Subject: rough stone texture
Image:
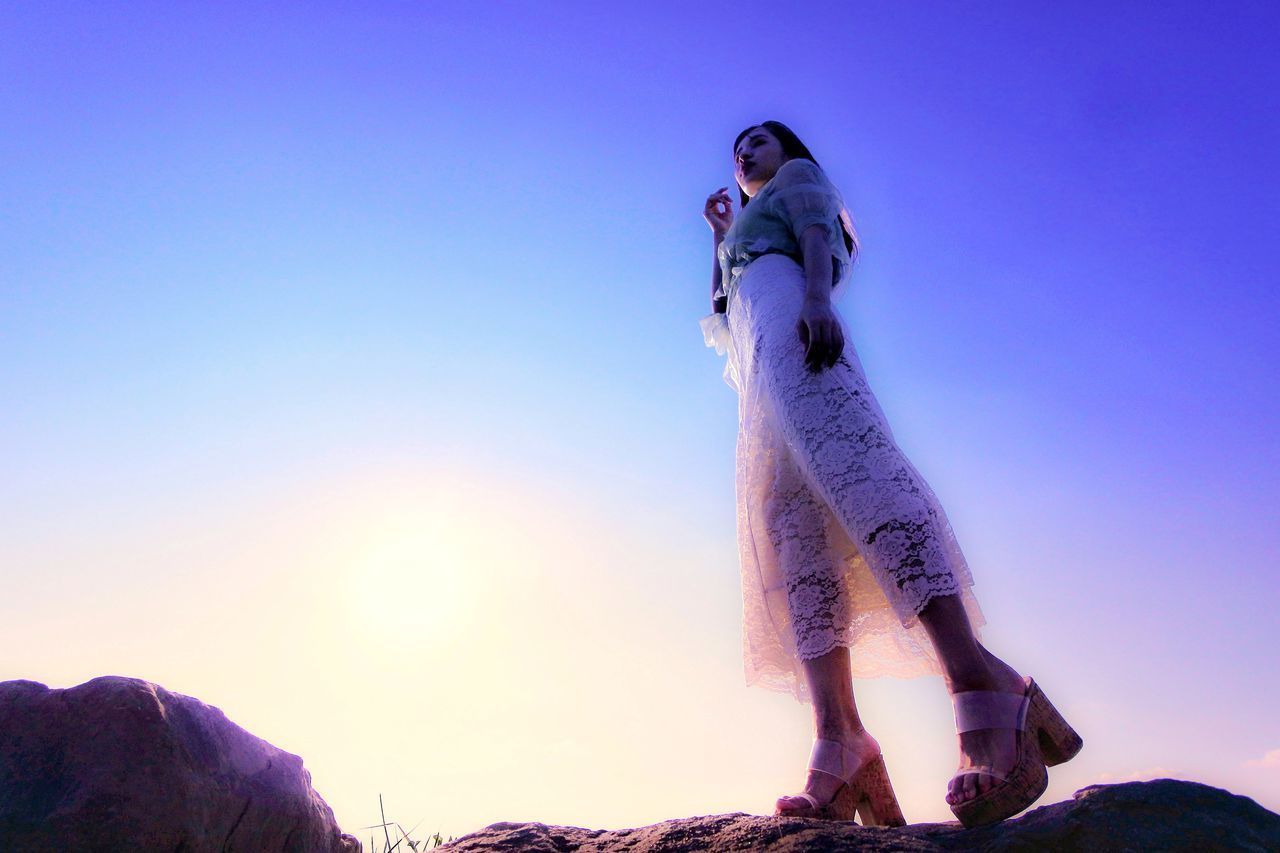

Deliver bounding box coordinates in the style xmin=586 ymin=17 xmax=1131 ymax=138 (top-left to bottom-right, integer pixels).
xmin=0 ymin=675 xmax=361 ymax=852
xmin=438 ymin=779 xmax=1280 ymax=852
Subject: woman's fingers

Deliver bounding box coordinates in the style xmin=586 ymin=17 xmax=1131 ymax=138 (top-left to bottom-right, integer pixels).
xmin=798 ymin=320 xmax=812 ymax=365
xmin=704 ymin=188 xmax=734 ymax=223
xmin=816 ymin=329 xmax=833 ymax=370
xmin=827 ymin=326 xmax=844 ymax=367
xmin=798 ymin=318 xmax=844 ymax=371
xmin=824 ymin=323 xmax=842 ymax=368
xmin=799 ymin=319 xmax=824 ymax=370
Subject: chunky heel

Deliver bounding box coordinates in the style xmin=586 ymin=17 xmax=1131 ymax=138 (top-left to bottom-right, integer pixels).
xmin=850 ymin=753 xmax=907 ymax=827
xmin=1027 ymin=681 xmax=1084 ymax=766
xmin=776 ymin=737 xmax=907 ymax=824
xmin=947 ymin=676 xmax=1065 ymax=828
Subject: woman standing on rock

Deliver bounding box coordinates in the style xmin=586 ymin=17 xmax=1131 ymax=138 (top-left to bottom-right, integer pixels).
xmin=698 ymin=120 xmax=1084 ymax=828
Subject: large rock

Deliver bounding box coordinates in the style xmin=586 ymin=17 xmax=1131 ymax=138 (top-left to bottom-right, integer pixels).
xmin=439 ymin=778 xmax=1280 ymax=851
xmin=0 ymin=675 xmax=361 ymax=852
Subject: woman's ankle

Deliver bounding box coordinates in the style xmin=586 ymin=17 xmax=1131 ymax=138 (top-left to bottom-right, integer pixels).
xmin=816 ymin=717 xmax=867 ymax=740
xmin=944 ymin=660 xmax=1001 ymax=694
xmin=947 ymin=655 xmax=1022 ymax=695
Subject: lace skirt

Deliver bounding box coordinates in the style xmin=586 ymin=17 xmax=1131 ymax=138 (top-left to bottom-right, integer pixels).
xmin=702 ymin=253 xmax=987 ymax=704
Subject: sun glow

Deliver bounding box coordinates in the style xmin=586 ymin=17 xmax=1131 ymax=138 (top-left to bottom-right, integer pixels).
xmin=343 ymin=516 xmax=480 ymax=643
xmin=312 ymin=461 xmax=590 ymax=670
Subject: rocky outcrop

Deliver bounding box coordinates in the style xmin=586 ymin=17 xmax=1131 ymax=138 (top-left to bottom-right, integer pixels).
xmin=5 ymin=674 xmax=1276 ymax=852
xmin=438 ymin=778 xmax=1280 ymax=851
xmin=0 ymin=675 xmax=361 ymax=852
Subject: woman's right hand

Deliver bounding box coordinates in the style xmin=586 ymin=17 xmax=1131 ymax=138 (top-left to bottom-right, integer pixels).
xmin=703 ymin=186 xmax=734 ymax=236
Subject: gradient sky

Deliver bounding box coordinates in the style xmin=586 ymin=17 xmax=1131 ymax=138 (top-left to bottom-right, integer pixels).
xmin=2 ymin=1 xmax=1277 ymax=842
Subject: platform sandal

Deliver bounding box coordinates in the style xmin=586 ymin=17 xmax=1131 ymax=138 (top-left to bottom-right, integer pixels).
xmin=948 ymin=675 xmax=1085 ymax=828
xmin=775 ymin=736 xmax=907 ymax=826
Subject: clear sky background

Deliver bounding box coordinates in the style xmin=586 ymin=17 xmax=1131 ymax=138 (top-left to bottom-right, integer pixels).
xmin=2 ymin=0 xmax=1277 ymax=842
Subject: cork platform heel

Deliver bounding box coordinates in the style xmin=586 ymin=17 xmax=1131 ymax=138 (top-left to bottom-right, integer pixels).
xmin=948 ymin=675 xmax=1084 ymax=828
xmin=775 ymin=737 xmax=907 ymax=826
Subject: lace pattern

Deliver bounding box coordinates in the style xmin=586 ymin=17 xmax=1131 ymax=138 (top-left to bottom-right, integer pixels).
xmin=708 ymin=253 xmax=986 ymax=704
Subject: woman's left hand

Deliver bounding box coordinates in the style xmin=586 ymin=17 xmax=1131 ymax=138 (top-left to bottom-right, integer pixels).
xmin=796 ymin=297 xmax=844 ymax=371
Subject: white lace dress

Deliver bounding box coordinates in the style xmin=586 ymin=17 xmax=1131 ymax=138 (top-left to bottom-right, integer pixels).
xmin=701 ymin=251 xmax=987 ymax=704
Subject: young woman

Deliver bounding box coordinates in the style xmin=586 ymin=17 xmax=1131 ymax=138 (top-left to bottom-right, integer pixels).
xmin=698 ymin=121 xmax=1083 ymax=828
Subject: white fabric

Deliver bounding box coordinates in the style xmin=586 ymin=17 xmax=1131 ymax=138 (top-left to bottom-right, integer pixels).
xmin=768 ymin=162 xmax=845 ymax=249
xmin=716 ymin=158 xmax=853 ymax=308
xmin=702 ymin=253 xmax=987 ymax=704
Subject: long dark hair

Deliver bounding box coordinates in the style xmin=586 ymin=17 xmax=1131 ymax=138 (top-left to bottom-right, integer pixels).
xmin=733 ymin=120 xmax=860 ymax=265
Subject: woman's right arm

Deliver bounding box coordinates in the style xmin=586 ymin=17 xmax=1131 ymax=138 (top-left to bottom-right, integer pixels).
xmin=711 ymin=233 xmax=727 ymax=314
xmin=703 ymin=187 xmax=734 ymax=313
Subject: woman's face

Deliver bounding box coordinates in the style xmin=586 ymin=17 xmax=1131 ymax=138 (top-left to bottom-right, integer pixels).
xmin=734 ymin=126 xmax=789 ymax=197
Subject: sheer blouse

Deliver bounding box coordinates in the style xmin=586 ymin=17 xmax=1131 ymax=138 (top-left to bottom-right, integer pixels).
xmin=700 ymin=157 xmax=851 ymax=354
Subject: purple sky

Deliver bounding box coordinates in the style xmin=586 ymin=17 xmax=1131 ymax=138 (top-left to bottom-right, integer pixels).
xmin=2 ymin=0 xmax=1277 ymax=837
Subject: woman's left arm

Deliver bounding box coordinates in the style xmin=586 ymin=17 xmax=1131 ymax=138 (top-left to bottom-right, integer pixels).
xmin=799 ymin=224 xmax=834 ymax=304
xmin=767 ymin=159 xmax=846 ymax=370
xmin=796 ymin=223 xmax=844 ymax=370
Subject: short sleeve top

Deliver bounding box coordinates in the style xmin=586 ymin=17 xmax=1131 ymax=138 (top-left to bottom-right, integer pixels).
xmin=715 ymin=157 xmax=851 ymax=305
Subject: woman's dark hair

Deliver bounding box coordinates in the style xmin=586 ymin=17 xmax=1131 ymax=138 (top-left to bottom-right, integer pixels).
xmin=733 ymin=120 xmax=859 ymax=265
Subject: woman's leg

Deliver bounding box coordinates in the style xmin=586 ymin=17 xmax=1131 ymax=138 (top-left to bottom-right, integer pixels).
xmin=916 ymin=594 xmax=1026 ymax=807
xmin=740 ymin=259 xmax=1018 ymax=809
xmin=776 ymin=644 xmax=883 ymax=813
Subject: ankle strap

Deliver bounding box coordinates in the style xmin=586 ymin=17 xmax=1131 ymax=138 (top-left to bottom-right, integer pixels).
xmin=808 ymin=737 xmax=858 ymax=782
xmin=952 ymin=689 xmax=1029 ymax=733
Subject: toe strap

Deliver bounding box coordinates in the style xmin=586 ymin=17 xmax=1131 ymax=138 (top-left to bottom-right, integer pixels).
xmin=953 ymin=764 xmax=1011 ymax=784
xmin=785 ymin=792 xmax=820 ymax=810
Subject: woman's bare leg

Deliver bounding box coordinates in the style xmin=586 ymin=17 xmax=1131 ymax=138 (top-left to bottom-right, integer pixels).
xmin=916 ymin=593 xmax=1026 ymax=808
xmin=775 ymin=644 xmax=884 ymax=814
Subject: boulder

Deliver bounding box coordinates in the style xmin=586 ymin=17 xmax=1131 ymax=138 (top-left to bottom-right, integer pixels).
xmin=0 ymin=675 xmax=361 ymax=852
xmin=438 ymin=778 xmax=1280 ymax=851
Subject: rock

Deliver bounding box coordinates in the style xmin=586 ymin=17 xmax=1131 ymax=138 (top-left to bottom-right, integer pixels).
xmin=438 ymin=778 xmax=1280 ymax=851
xmin=0 ymin=675 xmax=361 ymax=852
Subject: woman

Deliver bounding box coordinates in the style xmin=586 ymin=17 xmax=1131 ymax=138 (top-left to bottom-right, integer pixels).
xmin=698 ymin=121 xmax=1083 ymax=828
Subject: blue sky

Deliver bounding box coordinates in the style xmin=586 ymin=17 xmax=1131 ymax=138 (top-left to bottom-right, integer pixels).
xmin=2 ymin=0 xmax=1277 ymax=839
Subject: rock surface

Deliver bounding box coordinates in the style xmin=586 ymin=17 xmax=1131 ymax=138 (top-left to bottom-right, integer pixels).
xmin=0 ymin=675 xmax=361 ymax=852
xmin=5 ymin=676 xmax=1276 ymax=852
xmin=439 ymin=779 xmax=1280 ymax=851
